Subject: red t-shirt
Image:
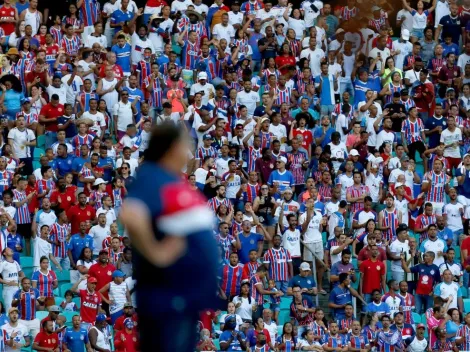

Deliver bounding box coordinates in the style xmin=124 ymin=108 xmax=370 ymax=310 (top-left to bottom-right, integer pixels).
xmin=114 ymin=313 xmax=138 ymax=331
xmin=25 ymin=71 xmax=48 ymax=88
xmin=50 ymin=188 xmax=76 ymax=212
xmin=79 ymin=289 xmax=101 ymax=323
xmin=292 ymin=128 xmax=313 ymax=151
xmin=34 ymin=331 xmax=59 ymax=349
xmin=39 ymin=103 xmax=65 ymax=132
xmin=199 ymin=310 xmax=216 ymax=332
xmin=114 ymin=330 xmax=139 ymax=352
xmin=462 ymin=237 xmax=470 ymax=265
xmin=87 ymin=263 xmax=116 ymax=299
xmin=275 ymin=55 xmax=296 ymax=75
xmin=0 ymin=6 xmax=16 ymax=35
xmin=359 ymin=258 xmax=385 ymax=294
xmin=66 ymin=204 xmax=96 ymax=234
xmin=357 ymin=246 xmax=387 ymax=263
xmin=25 ymin=184 xmax=39 ymax=214
xmin=99 ymin=63 xmax=123 ymax=79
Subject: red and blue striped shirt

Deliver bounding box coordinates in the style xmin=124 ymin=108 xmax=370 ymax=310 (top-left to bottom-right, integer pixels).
xmin=79 ymin=0 xmax=100 ymax=27
xmin=247 ymin=146 xmax=261 ymax=173
xmin=424 ymin=171 xmax=448 ymax=203
xmin=31 ymin=270 xmax=57 ymax=297
xmin=49 ymin=222 xmax=69 ymax=258
xmin=220 ymin=263 xmax=243 ymax=296
xmin=380 ymin=208 xmax=399 ymax=242
xmin=13 ymin=288 xmax=40 ymax=321
xmin=263 ymin=247 xmax=292 ymax=281
xmin=13 ymin=189 xmax=30 ymax=224
xmin=401 ymin=118 xmax=425 ymax=144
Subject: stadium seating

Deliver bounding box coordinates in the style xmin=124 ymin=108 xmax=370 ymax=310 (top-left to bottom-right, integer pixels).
xmin=412 ymin=312 xmax=421 ymax=324
xmin=60 ymin=283 xmax=73 ymax=296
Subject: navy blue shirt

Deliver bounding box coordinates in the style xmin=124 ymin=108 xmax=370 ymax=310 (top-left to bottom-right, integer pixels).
xmin=57 ymin=115 xmax=77 ymax=138
xmin=127 ymin=163 xmax=218 ymax=313
xmin=288 ymin=274 xmax=317 ymax=291
xmin=439 ymin=15 xmax=463 ymax=44
xmin=98 ymin=156 xmax=114 ymax=182
xmin=425 ymin=116 xmax=447 ymax=148
xmin=455 ymin=167 xmax=470 ymax=198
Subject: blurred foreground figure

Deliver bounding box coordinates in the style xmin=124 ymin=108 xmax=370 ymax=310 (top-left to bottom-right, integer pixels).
xmin=120 ymin=122 xmax=218 ymax=352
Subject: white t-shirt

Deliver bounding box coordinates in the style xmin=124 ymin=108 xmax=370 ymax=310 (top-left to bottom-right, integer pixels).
xmin=190 ymin=83 xmax=215 ymax=106
xmin=376 ymin=130 xmax=395 ymax=150
xmin=0 ymin=260 xmax=21 ymax=284
xmin=397 ymin=9 xmax=414 ymax=32
xmin=364 ymin=171 xmax=383 ymax=202
xmin=369 ymin=47 xmax=391 ymax=71
xmin=89 ymin=224 xmax=111 ymax=255
xmin=3 ymin=322 xmax=29 ymax=352
xmin=115 ymin=157 xmax=138 ymax=176
xmin=62 ymin=75 xmax=84 ymax=105
xmin=131 ymin=32 xmax=155 ymax=65
xmin=288 ymin=18 xmax=306 ymax=40
xmin=434 ymin=281 xmax=460 ymax=309
xmin=80 ymin=111 xmax=106 ymax=137
xmin=170 ymin=0 xmax=193 ymax=14
xmin=236 ymin=91 xmax=260 ymax=118
xmin=113 ymin=101 xmax=134 ymax=132
xmin=78 ymin=60 xmax=97 ymax=89
xmin=443 ymin=202 xmax=464 ymax=231
xmin=440 ymin=128 xmax=462 ymax=158
xmin=392 ymin=40 xmax=413 ymax=71
xmin=7 ymin=128 xmax=35 ymax=159
xmin=228 ymin=11 xmax=243 ymax=27
xmin=394 ymin=197 xmax=410 ymax=225
xmin=212 ymin=23 xmax=235 ymax=43
xmin=404 ymin=69 xmax=420 ymax=85
xmin=32 ymin=236 xmax=52 ymax=269
xmin=328 ymin=142 xmax=348 ymax=172
xmin=85 ymin=35 xmax=107 ymax=49
xmin=458 ymin=53 xmax=470 ymax=70
xmin=281 ymin=227 xmax=301 ymax=257
xmin=232 ymin=296 xmax=255 ymax=321
xmin=389 ymin=239 xmax=409 ymax=272
xmin=46 ymin=84 xmax=67 ymax=105
xmin=300 ymin=48 xmax=325 ymax=76
xmin=96 ymin=207 xmax=117 ymax=228
xmin=298 ymin=210 xmax=323 ymax=243
xmin=335 ymin=113 xmax=348 ymax=143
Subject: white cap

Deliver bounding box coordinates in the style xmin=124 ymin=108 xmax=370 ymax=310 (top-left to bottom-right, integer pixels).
xmin=299 ymin=262 xmax=311 ymax=271
xmin=335 ymin=28 xmax=345 ymax=35
xmin=93 ymin=178 xmax=107 ymax=186
xmin=402 ymin=29 xmax=410 ymax=41
xmin=278 ymin=156 xmax=287 ymax=164
xmin=350 ymin=149 xmax=359 ymax=156
xmin=395 ymin=182 xmax=404 ymax=188
xmin=198 ymin=72 xmax=208 ymax=80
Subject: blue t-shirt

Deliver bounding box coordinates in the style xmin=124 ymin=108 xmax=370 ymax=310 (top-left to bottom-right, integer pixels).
xmin=111 ymin=43 xmax=132 ymax=72
xmin=72 ymin=156 xmax=89 ymax=187
xmin=123 ymin=86 xmax=145 ymax=119
xmin=353 ymin=79 xmax=374 ymax=105
xmin=6 ymin=233 xmax=23 ymax=263
xmin=288 ymin=274 xmax=317 ymax=291
xmin=110 ymin=9 xmax=133 ymax=33
xmin=127 ymin=162 xmax=218 ymax=313
xmin=437 ymin=227 xmax=454 ymax=242
xmin=329 ymin=286 xmax=352 ymax=319
xmin=98 ymin=156 xmax=114 ymax=182
xmin=365 ymin=301 xmax=390 ymax=315
xmin=64 ymin=327 xmax=89 ymax=352
xmin=442 ymin=42 xmax=460 ymax=56
xmin=54 ymin=155 xmax=75 ymax=177
xmin=314 ymin=74 xmax=335 ymax=105
xmin=313 ymin=126 xmax=335 ymax=148
xmin=68 ymin=234 xmax=94 ymax=263
xmin=425 ymin=116 xmax=447 ymax=148
xmin=219 ymin=330 xmax=246 ymax=351
xmin=455 ymin=167 xmax=470 ymax=198
xmin=237 ymin=233 xmax=264 ymax=264
xmin=267 ymin=170 xmax=295 ymax=193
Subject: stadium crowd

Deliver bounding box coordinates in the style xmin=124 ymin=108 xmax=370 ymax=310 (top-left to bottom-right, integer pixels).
xmin=0 ymin=0 xmax=470 ymax=350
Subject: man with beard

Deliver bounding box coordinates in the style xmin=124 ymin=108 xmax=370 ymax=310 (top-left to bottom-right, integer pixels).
xmin=129 ymin=24 xmax=154 ymax=66
xmin=411 ymin=69 xmax=435 ymax=123
xmin=88 ymin=251 xmax=115 ymax=315
xmin=2 ymin=307 xmax=31 ymax=351
xmin=114 ymin=302 xmax=137 ymax=331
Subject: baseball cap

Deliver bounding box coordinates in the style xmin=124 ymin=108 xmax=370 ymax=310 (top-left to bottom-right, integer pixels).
xmin=402 ymin=29 xmax=410 ymax=41
xmin=225 ymin=314 xmax=236 ymax=323
xmin=203 ymin=134 xmax=213 ymax=141
xmin=260 ymin=117 xmax=270 ymax=124
xmin=124 ymin=317 xmax=134 ymax=329
xmin=49 ymin=305 xmax=60 ymax=313
xmin=21 ymin=98 xmax=31 ymax=105
xmin=93 ymin=178 xmax=107 ymax=186
xmin=335 ymin=28 xmax=345 ymax=35
xmin=98 ymin=249 xmax=108 ymax=256
xmin=8 ymin=307 xmax=18 ymax=315
xmin=350 ymin=149 xmax=359 ymax=157
xmin=112 ymin=270 xmax=125 ymax=278
xmin=400 ymin=89 xmax=409 ymax=96
xmin=417 ymin=324 xmax=426 ymax=329
xmin=235 ymin=124 xmax=244 ymax=130
xmin=372 ymin=5 xmax=381 ymax=11
xmin=394 ymin=182 xmax=404 ymax=188
xmin=88 ymin=277 xmax=98 ymax=283
xmin=96 ymin=314 xmax=107 ymax=323
xmin=299 ymin=262 xmax=311 ymax=271
xmin=401 ymin=155 xmax=410 ymax=161
xmin=278 ymin=156 xmax=287 ymax=164
xmin=232 ymin=0 xmax=240 ymax=5
xmin=397 ymin=223 xmax=408 ymax=233
xmin=124 ymin=302 xmax=134 ymax=308
xmin=198 ymin=71 xmax=208 ymax=80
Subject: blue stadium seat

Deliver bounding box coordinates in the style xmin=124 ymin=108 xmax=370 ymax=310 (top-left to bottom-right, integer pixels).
xmin=21 ymin=257 xmax=33 ymax=268
xmin=464 ymin=298 xmax=470 ymax=313
xmin=280 ymin=297 xmax=291 ymax=310
xmin=412 ymin=312 xmax=421 ymax=324
xmin=62 ymin=311 xmax=79 ymax=326
xmin=278 ymin=309 xmax=290 ymax=326
xmin=35 ymin=311 xmax=49 ymax=321
xmin=55 ymin=297 xmax=65 ymax=310
xmin=60 ymin=283 xmax=73 ymax=296
xmin=56 ymin=270 xmax=70 ymax=283
xmin=462 ymin=287 xmax=468 ymax=298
